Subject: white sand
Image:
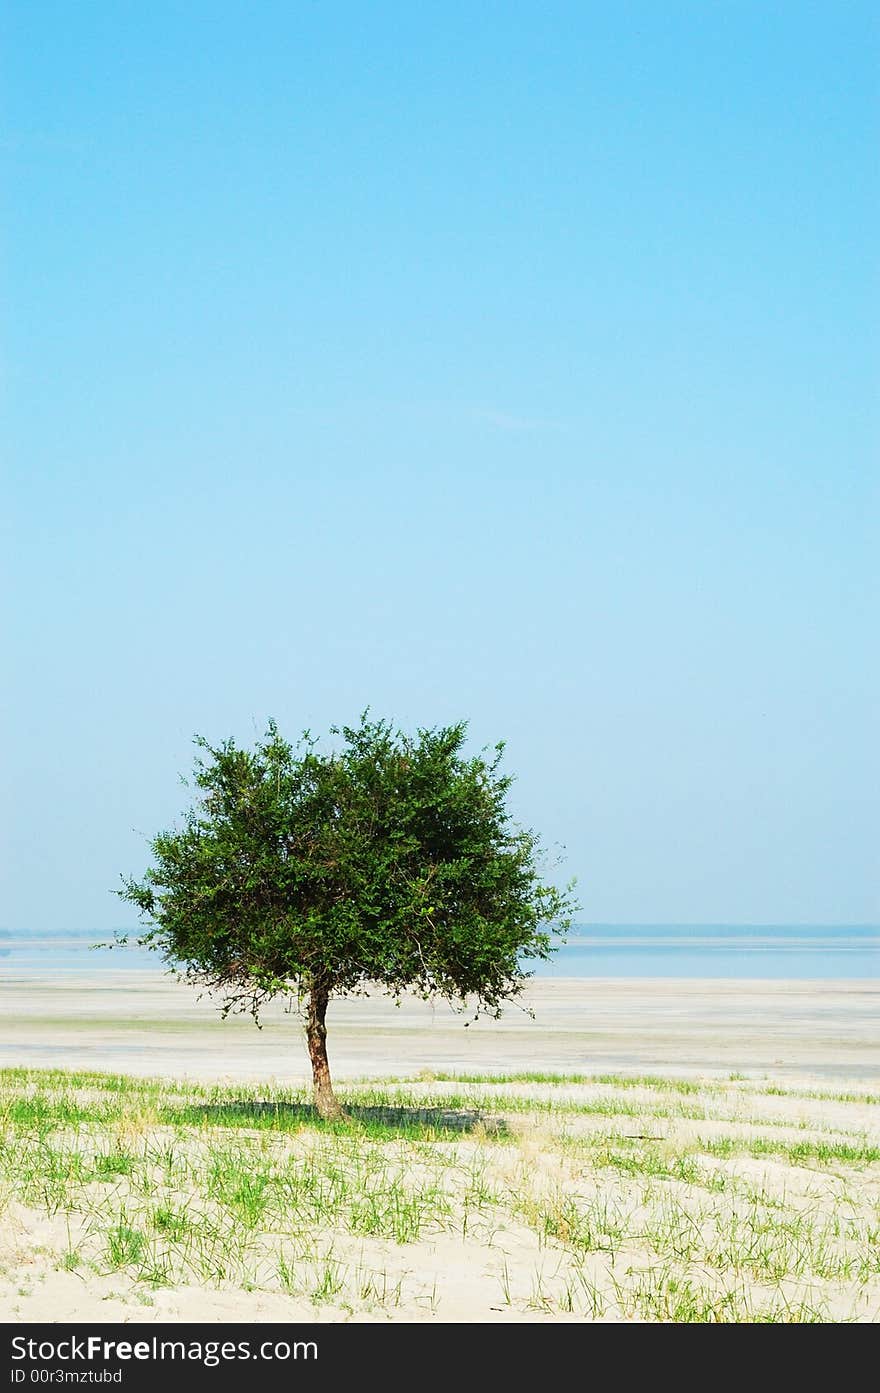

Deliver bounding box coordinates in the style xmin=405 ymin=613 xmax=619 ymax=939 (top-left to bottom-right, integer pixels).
xmin=2 ymin=973 xmax=878 ymax=1084
xmin=2 ymin=1068 xmax=879 ymax=1323
xmin=2 ymin=975 xmax=879 ymax=1323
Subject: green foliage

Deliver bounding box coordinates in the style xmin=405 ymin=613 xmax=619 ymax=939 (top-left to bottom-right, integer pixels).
xmin=119 ymin=714 xmax=575 ymax=1020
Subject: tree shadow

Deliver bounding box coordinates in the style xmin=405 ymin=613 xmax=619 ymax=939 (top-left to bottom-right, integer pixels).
xmin=166 ymin=1099 xmax=509 ymax=1139
xmin=343 ymin=1103 xmax=509 ymax=1138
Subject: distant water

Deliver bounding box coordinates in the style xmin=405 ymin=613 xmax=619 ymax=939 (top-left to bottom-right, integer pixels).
xmin=0 ymin=932 xmax=160 ymax=978
xmin=1 ymin=925 xmax=878 ymax=980
xmin=532 ymin=925 xmax=880 ymax=979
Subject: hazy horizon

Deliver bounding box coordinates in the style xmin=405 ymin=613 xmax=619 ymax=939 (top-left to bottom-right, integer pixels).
xmin=3 ymin=922 xmax=879 ymax=938
xmin=3 ymin=923 xmax=878 ymax=984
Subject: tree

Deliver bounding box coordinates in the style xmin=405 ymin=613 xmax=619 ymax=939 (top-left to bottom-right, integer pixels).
xmin=119 ymin=715 xmax=575 ymax=1120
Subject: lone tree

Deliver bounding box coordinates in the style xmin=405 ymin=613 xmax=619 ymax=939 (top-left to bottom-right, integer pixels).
xmin=119 ymin=715 xmax=575 ymax=1120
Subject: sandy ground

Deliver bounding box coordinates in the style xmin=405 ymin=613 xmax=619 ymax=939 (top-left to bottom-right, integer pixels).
xmin=2 ymin=972 xmax=878 ymax=1083
xmin=2 ymin=974 xmax=878 ymax=1323
xmin=1 ymin=1067 xmax=879 ymax=1324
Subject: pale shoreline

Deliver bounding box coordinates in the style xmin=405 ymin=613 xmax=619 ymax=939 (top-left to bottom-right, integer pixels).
xmin=4 ymin=972 xmax=879 ymax=1083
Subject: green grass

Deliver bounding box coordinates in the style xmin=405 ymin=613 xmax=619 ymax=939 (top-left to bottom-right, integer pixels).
xmin=611 ymin=1267 xmax=831 ymax=1323
xmin=701 ymin=1134 xmax=880 ymax=1166
xmin=411 ymin=1070 xmax=880 ymax=1108
xmin=1 ymin=1065 xmax=878 ymax=1322
xmin=106 ymin=1222 xmax=147 ymax=1269
xmin=761 ymin=1085 xmax=880 ymax=1107
xmin=409 ymin=1070 xmax=709 ymax=1093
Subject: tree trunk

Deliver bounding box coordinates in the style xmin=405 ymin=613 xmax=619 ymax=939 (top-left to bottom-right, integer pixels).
xmin=306 ymin=982 xmax=345 ymax=1121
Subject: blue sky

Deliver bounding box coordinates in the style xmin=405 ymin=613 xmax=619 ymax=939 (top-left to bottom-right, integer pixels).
xmin=3 ymin=3 xmax=877 ymax=930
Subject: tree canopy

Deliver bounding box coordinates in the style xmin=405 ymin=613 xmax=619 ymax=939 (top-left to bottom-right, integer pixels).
xmin=119 ymin=715 xmax=575 ymax=1117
